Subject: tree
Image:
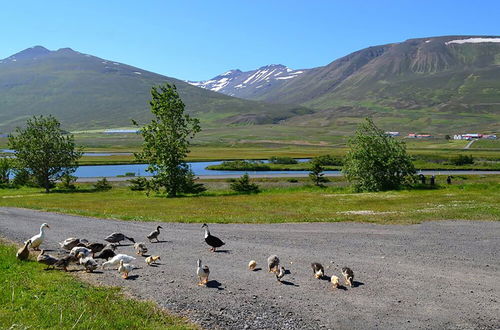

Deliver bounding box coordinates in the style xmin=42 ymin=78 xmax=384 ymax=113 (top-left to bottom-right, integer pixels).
xmin=8 ymin=115 xmax=82 ymax=193
xmin=309 ymin=159 xmax=329 ymax=187
xmin=230 ymin=173 xmax=260 ymax=193
xmin=342 ymin=118 xmax=416 ymax=192
xmin=134 ymin=84 xmax=203 ymax=197
xmin=0 ymin=158 xmax=12 ymax=185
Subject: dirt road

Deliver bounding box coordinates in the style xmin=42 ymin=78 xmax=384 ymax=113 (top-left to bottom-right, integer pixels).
xmin=1 ymin=207 xmax=498 ymax=329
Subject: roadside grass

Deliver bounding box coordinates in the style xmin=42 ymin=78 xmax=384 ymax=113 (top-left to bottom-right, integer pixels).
xmin=0 ymin=242 xmax=194 ymax=329
xmin=0 ymin=175 xmax=498 ymax=224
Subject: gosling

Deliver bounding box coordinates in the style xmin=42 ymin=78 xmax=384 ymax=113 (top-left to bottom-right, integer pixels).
xmin=145 ymin=255 xmax=161 ymax=266
xmin=342 ymin=267 xmax=354 ymax=287
xmin=248 ymin=260 xmax=257 ymax=271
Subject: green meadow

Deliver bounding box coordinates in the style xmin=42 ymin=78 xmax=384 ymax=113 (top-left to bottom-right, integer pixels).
xmin=0 ymin=175 xmax=498 ymax=224
xmin=0 ymin=241 xmax=195 ymax=329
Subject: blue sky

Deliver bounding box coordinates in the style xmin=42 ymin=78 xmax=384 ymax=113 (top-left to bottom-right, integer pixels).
xmin=0 ymin=0 xmax=498 ymax=80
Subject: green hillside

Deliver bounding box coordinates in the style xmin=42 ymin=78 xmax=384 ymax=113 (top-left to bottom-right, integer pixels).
xmin=0 ymin=46 xmax=310 ymax=131
xmin=251 ymin=36 xmax=500 ymax=133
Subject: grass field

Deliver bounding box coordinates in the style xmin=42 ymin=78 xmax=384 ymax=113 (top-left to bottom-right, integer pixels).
xmin=0 ymin=175 xmax=498 ymax=224
xmin=0 ymin=241 xmax=194 ymax=329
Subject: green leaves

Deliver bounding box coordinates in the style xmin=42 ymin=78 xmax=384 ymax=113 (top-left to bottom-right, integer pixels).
xmin=134 ymin=84 xmax=203 ymax=197
xmin=343 ymin=118 xmax=416 ymax=192
xmin=8 ymin=115 xmax=82 ymax=193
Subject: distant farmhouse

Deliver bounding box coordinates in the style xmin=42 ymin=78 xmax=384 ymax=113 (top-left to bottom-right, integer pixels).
xmin=385 ymin=131 xmax=400 ymax=137
xmin=407 ymin=133 xmax=432 ymax=138
xmin=453 ymin=134 xmax=497 ymax=140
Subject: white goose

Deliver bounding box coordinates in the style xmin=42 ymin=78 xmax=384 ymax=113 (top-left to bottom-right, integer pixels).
xmin=27 ymin=223 xmax=50 ymax=250
xmin=102 ymin=254 xmax=136 ymax=269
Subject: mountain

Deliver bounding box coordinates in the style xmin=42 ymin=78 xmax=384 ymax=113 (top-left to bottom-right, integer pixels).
xmin=188 ymin=64 xmax=306 ymax=99
xmin=194 ymin=36 xmax=500 ymax=133
xmin=0 ymin=46 xmax=310 ymax=131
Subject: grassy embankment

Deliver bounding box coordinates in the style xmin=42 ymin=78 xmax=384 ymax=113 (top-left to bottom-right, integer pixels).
xmin=0 ymin=241 xmax=194 ymax=329
xmin=0 ymin=175 xmax=498 ymax=224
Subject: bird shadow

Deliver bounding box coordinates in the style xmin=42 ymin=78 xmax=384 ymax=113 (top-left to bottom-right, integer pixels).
xmin=280 ymin=280 xmax=299 ymax=287
xmin=125 ymin=275 xmax=139 ymax=280
xmin=252 ymin=267 xmax=262 ymax=272
xmin=284 ymin=269 xmax=291 ymax=275
xmin=320 ymin=275 xmax=331 ymax=281
xmin=41 ymin=249 xmax=56 ymax=252
xmin=206 ymin=280 xmax=224 ymax=290
xmin=89 ymin=270 xmax=104 ymax=274
xmin=352 ymin=281 xmax=364 ymax=288
xmin=152 ymin=240 xmax=169 ymax=244
xmin=214 ymin=249 xmax=230 ymax=254
xmin=149 ymin=264 xmax=161 ymax=268
xmin=336 ymin=285 xmax=348 ymax=291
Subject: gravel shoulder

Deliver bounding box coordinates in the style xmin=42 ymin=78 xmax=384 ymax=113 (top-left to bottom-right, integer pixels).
xmin=1 ymin=207 xmax=499 ymax=329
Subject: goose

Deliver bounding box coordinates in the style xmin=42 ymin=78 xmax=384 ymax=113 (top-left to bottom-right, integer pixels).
xmin=27 ymin=223 xmax=50 ymax=250
xmin=248 ymin=260 xmax=257 ymax=271
xmin=95 ymin=248 xmax=116 ymax=260
xmin=16 ymin=240 xmax=31 ymax=260
xmin=276 ymin=266 xmax=286 ymax=283
xmin=85 ymin=242 xmax=106 ymax=257
xmin=54 ymin=255 xmax=76 ymax=272
xmin=102 ymin=254 xmax=136 ymax=269
xmin=69 ymin=246 xmax=92 ymax=258
xmin=134 ymin=242 xmax=148 ymax=256
xmin=59 ymin=237 xmax=82 ymax=250
xmin=37 ymin=250 xmax=58 ymax=269
xmin=267 ymin=255 xmax=280 ymax=273
xmin=331 ymin=275 xmax=340 ymax=289
xmin=145 ymin=255 xmax=161 ymax=266
xmin=118 ymin=260 xmax=134 ymax=279
xmin=342 ymin=267 xmax=354 ymax=287
xmin=104 ymin=232 xmax=135 ymax=245
xmin=196 ymin=259 xmax=210 ymax=286
xmin=311 ymin=262 xmax=324 ymax=279
xmin=201 ymin=224 xmax=225 ymax=252
xmin=77 ymin=253 xmax=98 ymax=273
xmin=147 ymin=226 xmax=163 ymax=242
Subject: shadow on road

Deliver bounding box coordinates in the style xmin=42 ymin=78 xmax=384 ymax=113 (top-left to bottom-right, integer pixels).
xmin=206 ymin=280 xmax=224 ymax=290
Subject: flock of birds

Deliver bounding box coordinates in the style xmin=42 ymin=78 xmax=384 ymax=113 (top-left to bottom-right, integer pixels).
xmin=16 ymin=222 xmax=355 ymax=289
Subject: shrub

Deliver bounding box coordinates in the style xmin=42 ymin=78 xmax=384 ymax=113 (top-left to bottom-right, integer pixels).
xmin=343 ymin=118 xmax=416 ymax=192
xmin=128 ymin=177 xmax=148 ymax=191
xmin=94 ymin=178 xmax=112 ymax=191
xmin=450 ymin=154 xmax=474 ymax=165
xmin=12 ymin=168 xmax=38 ymax=187
xmin=59 ymin=172 xmax=77 ymax=190
xmin=180 ymin=171 xmax=206 ymax=194
xmin=309 ymin=159 xmax=329 ymax=187
xmin=230 ymin=173 xmax=260 ymax=193
xmin=268 ymin=156 xmax=298 ymax=164
xmin=312 ymin=154 xmax=343 ymax=166
xmin=213 ymin=160 xmax=271 ymax=171
xmin=287 ymin=178 xmax=299 ymax=183
xmin=0 ymin=158 xmax=12 ymax=184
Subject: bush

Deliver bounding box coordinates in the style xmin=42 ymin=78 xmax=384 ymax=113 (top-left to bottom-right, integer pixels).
xmin=312 ymin=154 xmax=343 ymax=166
xmin=343 ymin=118 xmax=416 ymax=192
xmin=309 ymin=159 xmax=329 ymax=187
xmin=128 ymin=177 xmax=148 ymax=191
xmin=268 ymin=156 xmax=298 ymax=164
xmin=450 ymin=154 xmax=474 ymax=165
xmin=287 ymin=178 xmax=299 ymax=183
xmin=59 ymin=172 xmax=77 ymax=190
xmin=11 ymin=168 xmax=38 ymax=187
xmin=180 ymin=171 xmax=206 ymax=194
xmin=211 ymin=160 xmax=271 ymax=171
xmin=94 ymin=178 xmax=112 ymax=191
xmin=230 ymin=173 xmax=260 ymax=193
xmin=0 ymin=158 xmax=12 ymax=184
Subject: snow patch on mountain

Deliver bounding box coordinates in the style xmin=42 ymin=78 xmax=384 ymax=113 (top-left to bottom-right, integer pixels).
xmin=446 ymin=37 xmax=500 ymax=45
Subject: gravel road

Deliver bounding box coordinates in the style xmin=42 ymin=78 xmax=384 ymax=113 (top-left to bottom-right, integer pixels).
xmin=1 ymin=207 xmax=499 ymax=329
